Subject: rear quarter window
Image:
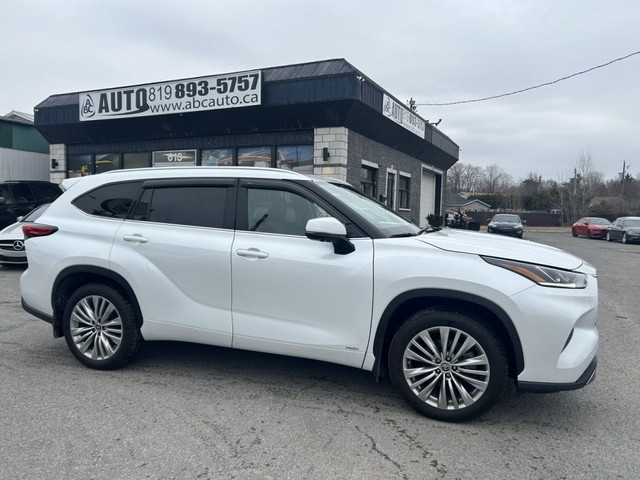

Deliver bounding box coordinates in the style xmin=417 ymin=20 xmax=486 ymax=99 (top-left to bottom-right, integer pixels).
xmin=73 ymin=181 xmax=142 ymax=218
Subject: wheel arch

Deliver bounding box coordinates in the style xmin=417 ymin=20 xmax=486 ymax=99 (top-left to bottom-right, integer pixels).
xmin=372 ymin=289 xmax=524 ymax=381
xmin=50 ymin=265 xmax=143 ymax=338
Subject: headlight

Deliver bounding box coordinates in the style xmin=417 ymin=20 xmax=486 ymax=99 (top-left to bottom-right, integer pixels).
xmin=483 ymin=257 xmax=587 ymax=289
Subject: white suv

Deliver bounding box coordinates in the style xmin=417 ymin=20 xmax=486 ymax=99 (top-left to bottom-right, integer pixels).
xmin=20 ymin=167 xmax=598 ymax=421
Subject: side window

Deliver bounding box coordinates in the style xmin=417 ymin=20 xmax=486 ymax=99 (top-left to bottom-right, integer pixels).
xmin=10 ymin=184 xmax=36 ymax=202
xmin=246 ymin=188 xmax=329 ymax=236
xmin=133 ymin=186 xmax=228 ymax=228
xmin=35 ymin=183 xmax=63 ymax=201
xmin=0 ymin=185 xmax=14 ymax=203
xmin=73 ymin=182 xmax=142 ymax=218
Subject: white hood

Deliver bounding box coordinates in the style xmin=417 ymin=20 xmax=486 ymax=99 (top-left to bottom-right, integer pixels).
xmin=0 ymin=221 xmax=24 ymax=239
xmin=416 ymin=229 xmax=584 ymax=270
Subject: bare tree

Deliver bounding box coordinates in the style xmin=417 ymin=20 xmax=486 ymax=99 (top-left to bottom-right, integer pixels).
xmin=482 ymin=163 xmax=511 ymax=193
xmin=460 ymin=164 xmax=485 ymax=193
xmin=446 ymin=163 xmax=465 ymax=194
xmin=557 ymin=150 xmax=604 ymax=223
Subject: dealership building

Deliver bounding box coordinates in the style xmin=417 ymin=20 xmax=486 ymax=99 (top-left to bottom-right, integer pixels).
xmin=34 ymin=59 xmax=459 ymax=226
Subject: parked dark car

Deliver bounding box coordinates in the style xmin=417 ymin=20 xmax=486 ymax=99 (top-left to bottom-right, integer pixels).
xmin=571 ymin=217 xmax=611 ymax=239
xmin=0 ymin=181 xmax=63 ymax=229
xmin=606 ymin=216 xmax=640 ymax=244
xmin=487 ymin=214 xmax=525 ymax=238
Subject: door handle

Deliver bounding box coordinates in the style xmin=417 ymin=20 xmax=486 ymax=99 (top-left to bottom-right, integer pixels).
xmin=235 ymin=248 xmax=269 ymax=259
xmin=122 ymin=234 xmax=149 ymax=244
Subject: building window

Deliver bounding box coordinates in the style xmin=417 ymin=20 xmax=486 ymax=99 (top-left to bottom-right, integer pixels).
xmin=95 ymin=153 xmax=120 ymax=174
xmin=361 ymin=165 xmax=378 ymax=199
xmin=399 ymin=175 xmax=410 ymax=209
xmin=386 ymin=171 xmax=396 ymax=209
xmin=238 ymin=147 xmax=271 ymax=168
xmin=68 ymin=154 xmax=92 ymax=177
xmin=276 ymin=145 xmax=313 ymax=173
xmin=201 ymin=148 xmax=233 ymax=166
xmin=123 ymin=152 xmax=150 ymax=169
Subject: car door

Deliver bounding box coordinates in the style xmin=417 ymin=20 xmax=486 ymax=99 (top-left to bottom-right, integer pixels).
xmin=577 ymin=218 xmax=587 ymax=236
xmin=610 ymin=219 xmax=622 ymax=241
xmin=110 ymin=178 xmax=236 ymax=347
xmin=230 ymin=180 xmax=374 ymax=368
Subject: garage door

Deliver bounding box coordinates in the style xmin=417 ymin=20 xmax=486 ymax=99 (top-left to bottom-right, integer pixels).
xmin=419 ymin=170 xmax=436 ymax=228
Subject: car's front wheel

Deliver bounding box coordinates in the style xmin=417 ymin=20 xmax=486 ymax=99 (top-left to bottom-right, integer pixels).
xmin=572 ymin=228 xmax=578 ymax=237
xmin=606 ymin=231 xmax=612 ymax=242
xmin=63 ymin=284 xmax=142 ymax=370
xmin=622 ymin=233 xmax=628 ymax=244
xmin=388 ymin=309 xmax=507 ymax=422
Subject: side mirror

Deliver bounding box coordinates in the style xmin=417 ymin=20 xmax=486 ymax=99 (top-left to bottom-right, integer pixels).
xmin=306 ymin=217 xmax=355 ymax=255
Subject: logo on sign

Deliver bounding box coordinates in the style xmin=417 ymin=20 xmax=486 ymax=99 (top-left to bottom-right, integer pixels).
xmin=80 ymin=95 xmax=96 ymax=119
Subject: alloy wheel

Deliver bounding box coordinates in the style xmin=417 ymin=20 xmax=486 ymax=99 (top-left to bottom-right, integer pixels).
xmin=402 ymin=326 xmax=490 ymax=410
xmin=69 ymin=295 xmax=123 ymax=360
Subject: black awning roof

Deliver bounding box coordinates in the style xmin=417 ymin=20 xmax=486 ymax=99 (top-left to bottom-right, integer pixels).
xmin=34 ymin=59 xmax=459 ymax=170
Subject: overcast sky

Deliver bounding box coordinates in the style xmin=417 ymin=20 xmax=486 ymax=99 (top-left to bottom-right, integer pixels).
xmin=2 ymin=0 xmax=638 ymax=182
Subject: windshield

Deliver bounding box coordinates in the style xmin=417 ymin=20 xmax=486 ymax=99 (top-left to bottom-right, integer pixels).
xmin=317 ymin=182 xmax=420 ymax=237
xmin=588 ymin=218 xmax=611 ymax=225
xmin=624 ymin=219 xmax=640 ymax=227
xmin=492 ymin=214 xmax=521 ymax=223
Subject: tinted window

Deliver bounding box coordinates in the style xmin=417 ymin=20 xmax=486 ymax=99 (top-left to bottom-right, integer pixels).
xmin=246 ymin=188 xmax=329 ymax=236
xmin=134 ymin=186 xmax=228 ymax=228
xmin=33 ymin=183 xmax=63 ymax=201
xmin=73 ymin=182 xmax=142 ymax=218
xmin=492 ymin=214 xmax=521 ymax=223
xmin=10 ymin=184 xmax=36 ymax=202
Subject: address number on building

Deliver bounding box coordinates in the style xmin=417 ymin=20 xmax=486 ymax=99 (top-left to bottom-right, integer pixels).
xmin=153 ymin=150 xmax=197 ymax=167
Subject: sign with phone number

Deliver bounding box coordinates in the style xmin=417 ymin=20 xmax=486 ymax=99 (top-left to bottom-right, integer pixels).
xmin=79 ymin=71 xmax=262 ymax=122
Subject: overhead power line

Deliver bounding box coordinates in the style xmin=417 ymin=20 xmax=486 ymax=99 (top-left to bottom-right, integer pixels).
xmin=417 ymin=50 xmax=640 ymax=106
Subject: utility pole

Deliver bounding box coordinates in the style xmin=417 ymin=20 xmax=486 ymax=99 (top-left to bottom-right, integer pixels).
xmin=621 ymin=160 xmax=627 ymax=197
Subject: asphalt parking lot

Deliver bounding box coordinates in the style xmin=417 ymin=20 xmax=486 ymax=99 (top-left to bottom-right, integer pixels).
xmin=1 ymin=231 xmax=638 ymax=480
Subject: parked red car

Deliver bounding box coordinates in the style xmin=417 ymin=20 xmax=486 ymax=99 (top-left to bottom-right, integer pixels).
xmin=571 ymin=217 xmax=611 ymax=239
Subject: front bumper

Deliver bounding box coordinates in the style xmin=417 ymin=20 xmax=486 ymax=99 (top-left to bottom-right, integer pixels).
xmin=0 ymin=253 xmax=27 ymax=265
xmin=518 ymin=356 xmax=597 ymax=393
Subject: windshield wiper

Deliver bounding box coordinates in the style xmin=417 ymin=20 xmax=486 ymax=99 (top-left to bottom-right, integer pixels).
xmin=390 ymin=227 xmax=440 ymax=238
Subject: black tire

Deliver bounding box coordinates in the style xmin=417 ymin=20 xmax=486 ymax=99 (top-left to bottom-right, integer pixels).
xmin=587 ymin=230 xmax=592 ymax=239
xmin=622 ymin=233 xmax=627 ymax=244
xmin=388 ymin=309 xmax=507 ymax=422
xmin=572 ymin=228 xmax=578 ymax=237
xmin=63 ymin=283 xmax=142 ymax=370
xmin=606 ymin=231 xmax=612 ymax=242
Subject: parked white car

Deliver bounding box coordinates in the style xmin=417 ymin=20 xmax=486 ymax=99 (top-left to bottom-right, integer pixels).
xmin=0 ymin=203 xmax=50 ymax=266
xmin=20 ymin=167 xmax=598 ymax=421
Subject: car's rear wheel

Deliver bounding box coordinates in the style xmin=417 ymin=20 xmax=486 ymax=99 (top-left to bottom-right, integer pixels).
xmin=388 ymin=309 xmax=507 ymax=422
xmin=63 ymin=284 xmax=142 ymax=370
